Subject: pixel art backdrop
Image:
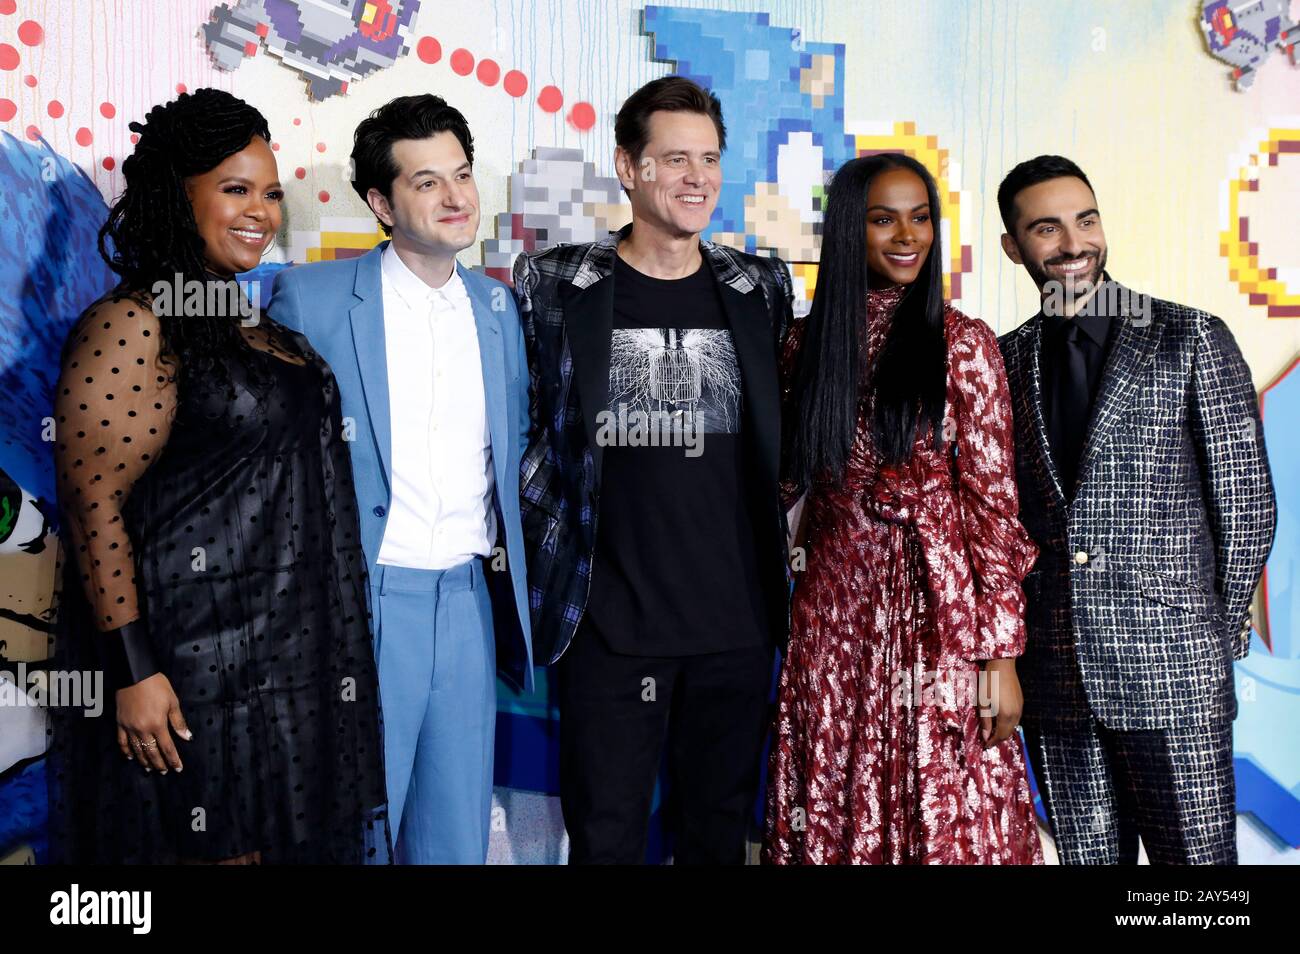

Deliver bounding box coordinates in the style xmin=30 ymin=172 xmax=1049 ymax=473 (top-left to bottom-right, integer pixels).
xmin=1 ymin=0 xmax=1299 ymax=865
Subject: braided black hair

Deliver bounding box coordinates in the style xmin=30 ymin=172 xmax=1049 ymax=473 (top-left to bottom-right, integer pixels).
xmin=96 ymin=87 xmax=274 ymax=400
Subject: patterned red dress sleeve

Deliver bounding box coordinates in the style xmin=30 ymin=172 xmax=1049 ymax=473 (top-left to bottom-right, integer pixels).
xmin=948 ymin=310 xmax=1038 ymax=660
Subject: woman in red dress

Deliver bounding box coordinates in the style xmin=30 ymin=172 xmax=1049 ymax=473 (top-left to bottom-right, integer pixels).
xmin=764 ymin=154 xmax=1044 ymax=864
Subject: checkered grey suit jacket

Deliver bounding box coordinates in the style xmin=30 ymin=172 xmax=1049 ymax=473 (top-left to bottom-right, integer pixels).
xmin=998 ymin=281 xmax=1276 ymax=730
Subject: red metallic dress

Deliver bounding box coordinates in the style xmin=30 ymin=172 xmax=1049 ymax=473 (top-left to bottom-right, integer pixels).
xmin=764 ymin=285 xmax=1044 ymax=865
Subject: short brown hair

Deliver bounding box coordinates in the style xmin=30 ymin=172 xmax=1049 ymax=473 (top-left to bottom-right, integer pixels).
xmin=614 ymin=75 xmax=727 ymax=162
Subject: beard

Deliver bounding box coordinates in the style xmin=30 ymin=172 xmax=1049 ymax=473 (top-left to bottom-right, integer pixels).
xmin=1025 ymin=246 xmax=1108 ymax=304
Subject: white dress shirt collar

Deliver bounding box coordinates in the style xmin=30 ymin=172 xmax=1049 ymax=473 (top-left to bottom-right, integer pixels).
xmin=381 ymin=242 xmax=470 ymax=312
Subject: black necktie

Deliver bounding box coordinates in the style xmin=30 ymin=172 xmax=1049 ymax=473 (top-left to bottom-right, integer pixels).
xmin=1049 ymin=322 xmax=1092 ymax=498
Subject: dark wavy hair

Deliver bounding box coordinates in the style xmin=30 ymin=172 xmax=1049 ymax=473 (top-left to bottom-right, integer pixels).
xmin=997 ymin=154 xmax=1094 ymax=234
xmin=95 ymin=87 xmax=273 ymax=398
xmin=614 ymin=75 xmax=727 ymax=161
xmin=350 ymin=94 xmax=475 ymax=237
xmin=783 ymin=153 xmax=948 ymax=487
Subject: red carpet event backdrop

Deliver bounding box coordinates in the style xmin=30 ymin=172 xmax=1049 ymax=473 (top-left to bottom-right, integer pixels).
xmin=1 ymin=0 xmax=1298 ymax=864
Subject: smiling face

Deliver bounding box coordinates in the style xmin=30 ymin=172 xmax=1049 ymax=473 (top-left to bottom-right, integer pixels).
xmin=367 ymin=131 xmax=479 ymax=259
xmin=616 ymin=110 xmax=722 ymax=240
xmin=184 ymin=135 xmax=283 ymax=276
xmin=864 ymin=166 xmax=935 ymax=287
xmin=1001 ymin=175 xmax=1108 ymax=294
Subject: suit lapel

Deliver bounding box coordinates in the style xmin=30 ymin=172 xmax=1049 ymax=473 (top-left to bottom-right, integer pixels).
xmin=1074 ymin=289 xmax=1163 ymax=492
xmin=562 ymin=276 xmax=615 ymax=490
xmin=1018 ymin=315 xmax=1067 ymax=506
xmin=461 ymin=264 xmax=509 ymax=494
xmin=349 ymin=245 xmax=393 ymax=494
xmin=717 ymin=278 xmax=779 ymax=495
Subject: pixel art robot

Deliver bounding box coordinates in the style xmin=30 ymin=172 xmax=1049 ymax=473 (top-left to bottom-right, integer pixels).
xmin=1200 ymin=0 xmax=1299 ymax=91
xmin=481 ymin=146 xmax=630 ymax=284
xmin=204 ymin=0 xmax=422 ymax=101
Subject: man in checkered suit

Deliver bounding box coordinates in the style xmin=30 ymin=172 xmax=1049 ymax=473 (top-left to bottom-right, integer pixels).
xmin=996 ymin=155 xmax=1277 ymax=864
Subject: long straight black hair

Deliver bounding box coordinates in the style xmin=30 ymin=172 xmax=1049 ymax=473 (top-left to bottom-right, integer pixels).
xmin=783 ymin=153 xmax=948 ymax=488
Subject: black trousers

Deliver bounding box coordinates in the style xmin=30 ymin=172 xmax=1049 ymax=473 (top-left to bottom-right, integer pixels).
xmin=557 ymin=626 xmax=774 ymax=864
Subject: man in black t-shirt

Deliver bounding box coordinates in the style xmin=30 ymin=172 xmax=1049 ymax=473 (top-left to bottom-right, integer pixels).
xmin=513 ymin=76 xmax=795 ymax=863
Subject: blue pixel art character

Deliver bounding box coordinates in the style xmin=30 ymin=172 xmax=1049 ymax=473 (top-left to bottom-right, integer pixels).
xmin=642 ymin=6 xmax=855 ymax=263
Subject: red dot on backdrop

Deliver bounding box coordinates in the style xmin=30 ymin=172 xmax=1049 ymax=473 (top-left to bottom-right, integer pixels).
xmin=476 ymin=58 xmax=500 ymax=86
xmin=100 ymin=102 xmax=115 ymax=118
xmin=0 ymin=42 xmax=18 ymax=70
xmin=24 ymin=124 xmax=39 ymax=140
xmin=130 ymin=133 xmax=139 ymax=143
xmin=503 ymin=70 xmax=527 ymax=97
xmin=537 ymin=85 xmax=563 ymax=113
xmin=271 ymin=142 xmax=280 ymax=151
xmin=568 ymin=102 xmax=596 ymax=131
xmin=450 ymin=48 xmax=474 ymax=76
xmin=0 ymin=0 xmax=16 ymax=15
xmin=23 ymin=73 xmax=35 ymax=86
xmin=295 ymin=167 xmax=306 ymax=179
xmin=17 ymin=20 xmax=42 ymax=46
xmin=0 ymin=99 xmax=15 ymax=122
xmin=417 ymin=36 xmax=441 ymax=64
xmin=176 ymin=83 xmax=187 ymax=94
xmin=75 ymin=127 xmax=92 ymax=146
xmin=102 ymin=156 xmax=115 ymax=171
xmin=315 ymin=141 xmax=326 ymax=153
xmin=318 ymin=190 xmax=330 ymax=203
xmin=47 ymin=100 xmax=63 ymax=118
xmin=292 ymin=117 xmax=301 ymax=126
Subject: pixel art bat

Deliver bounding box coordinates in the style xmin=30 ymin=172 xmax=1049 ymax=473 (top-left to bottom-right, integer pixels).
xmin=204 ymin=0 xmax=422 ymax=101
xmin=1200 ymin=0 xmax=1299 ymax=91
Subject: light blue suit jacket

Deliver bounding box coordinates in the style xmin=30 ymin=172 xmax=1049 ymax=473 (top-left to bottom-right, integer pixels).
xmin=268 ymin=242 xmax=534 ymax=692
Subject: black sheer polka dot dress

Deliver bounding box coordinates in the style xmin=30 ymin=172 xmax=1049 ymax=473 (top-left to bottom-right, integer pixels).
xmin=48 ymin=290 xmax=390 ymax=864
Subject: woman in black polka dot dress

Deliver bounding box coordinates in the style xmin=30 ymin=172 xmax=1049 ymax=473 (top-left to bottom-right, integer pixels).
xmin=48 ymin=89 xmax=390 ymax=863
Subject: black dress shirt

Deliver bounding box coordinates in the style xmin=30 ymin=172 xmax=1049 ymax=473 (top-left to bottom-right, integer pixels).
xmin=1040 ymin=278 xmax=1119 ymax=499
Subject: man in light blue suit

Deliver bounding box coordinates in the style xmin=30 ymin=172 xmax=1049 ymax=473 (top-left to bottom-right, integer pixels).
xmin=268 ymin=95 xmax=532 ymax=864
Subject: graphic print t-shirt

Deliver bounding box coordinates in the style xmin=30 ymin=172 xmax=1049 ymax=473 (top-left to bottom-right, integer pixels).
xmin=583 ymin=254 xmax=770 ymax=656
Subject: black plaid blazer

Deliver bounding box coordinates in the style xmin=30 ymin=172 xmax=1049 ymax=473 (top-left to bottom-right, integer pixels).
xmin=999 ymin=280 xmax=1277 ymax=730
xmin=513 ymin=225 xmax=795 ymax=665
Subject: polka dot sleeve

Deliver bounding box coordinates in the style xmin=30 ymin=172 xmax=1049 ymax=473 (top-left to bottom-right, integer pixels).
xmin=54 ymin=296 xmax=177 ymax=632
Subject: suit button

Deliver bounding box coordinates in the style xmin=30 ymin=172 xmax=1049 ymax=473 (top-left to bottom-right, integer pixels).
xmin=1073 ymin=550 xmax=1089 ymax=565
xmin=373 ymin=505 xmax=386 ymax=517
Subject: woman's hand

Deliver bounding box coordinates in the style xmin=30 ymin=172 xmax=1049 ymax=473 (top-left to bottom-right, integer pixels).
xmin=115 ymin=673 xmax=192 ymax=773
xmin=979 ymin=657 xmax=1023 ymax=749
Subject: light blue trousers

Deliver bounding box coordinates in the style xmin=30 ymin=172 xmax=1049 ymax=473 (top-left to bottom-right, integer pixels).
xmin=368 ymin=558 xmax=496 ymax=864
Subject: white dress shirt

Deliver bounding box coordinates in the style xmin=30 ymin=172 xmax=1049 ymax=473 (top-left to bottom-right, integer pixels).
xmin=376 ymin=243 xmax=496 ymax=569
